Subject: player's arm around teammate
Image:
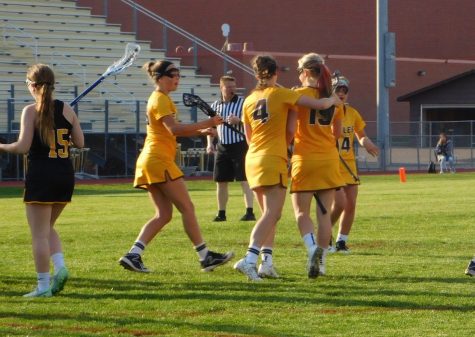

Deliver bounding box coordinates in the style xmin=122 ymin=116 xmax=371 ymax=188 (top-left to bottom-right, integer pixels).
xmin=0 ymin=64 xmax=84 ymax=297
xmin=330 ymin=76 xmax=378 ymax=253
xmin=119 ymin=60 xmax=234 ymax=274
xmin=233 ymin=55 xmax=341 ymax=281
xmin=289 ymin=53 xmax=345 ymax=278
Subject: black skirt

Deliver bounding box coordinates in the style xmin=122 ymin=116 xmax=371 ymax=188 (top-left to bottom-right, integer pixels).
xmin=24 ymin=159 xmax=75 ymax=203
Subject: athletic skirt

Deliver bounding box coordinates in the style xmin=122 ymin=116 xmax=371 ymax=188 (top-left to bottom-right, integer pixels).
xmin=245 ymin=155 xmax=288 ymax=189
xmin=339 ymin=159 xmax=360 ymax=185
xmin=24 ymin=158 xmax=75 ymax=204
xmin=290 ymin=158 xmax=345 ymax=193
xmin=134 ymin=151 xmax=184 ymax=190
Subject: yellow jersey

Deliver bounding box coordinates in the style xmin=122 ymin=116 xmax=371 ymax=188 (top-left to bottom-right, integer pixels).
xmin=142 ymin=90 xmax=178 ymax=161
xmin=337 ymin=104 xmax=366 ymax=162
xmin=292 ymin=86 xmax=343 ymax=161
xmin=242 ymin=87 xmax=301 ymax=160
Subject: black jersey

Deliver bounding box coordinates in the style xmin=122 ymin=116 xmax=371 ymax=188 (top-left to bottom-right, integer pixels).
xmin=28 ymin=100 xmax=72 ymax=160
xmin=24 ymin=100 xmax=75 ymax=203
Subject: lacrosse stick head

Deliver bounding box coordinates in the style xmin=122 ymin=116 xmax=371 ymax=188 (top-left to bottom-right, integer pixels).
xmin=103 ymin=43 xmax=141 ymax=77
xmin=182 ymin=93 xmax=216 ymax=117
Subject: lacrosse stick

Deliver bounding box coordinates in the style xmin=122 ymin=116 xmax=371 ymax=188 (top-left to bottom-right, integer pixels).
xmin=182 ymin=93 xmax=246 ymax=137
xmin=70 ymin=43 xmax=141 ymax=106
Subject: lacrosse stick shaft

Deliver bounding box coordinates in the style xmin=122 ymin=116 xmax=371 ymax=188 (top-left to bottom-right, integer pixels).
xmin=221 ymin=122 xmax=245 ymax=137
xmin=70 ymin=76 xmax=106 ymax=107
xmin=339 ymin=153 xmax=360 ymax=182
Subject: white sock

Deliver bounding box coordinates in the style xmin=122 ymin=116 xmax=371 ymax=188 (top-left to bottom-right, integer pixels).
xmin=51 ymin=252 xmax=66 ymax=275
xmin=244 ymin=246 xmax=260 ymax=264
xmin=129 ymin=240 xmax=146 ymax=255
xmin=194 ymin=242 xmax=209 ymax=261
xmin=336 ymin=234 xmax=349 ymax=243
xmin=37 ymin=272 xmax=50 ymax=292
xmin=260 ymin=247 xmax=273 ymax=265
xmin=302 ymin=232 xmax=317 ymax=254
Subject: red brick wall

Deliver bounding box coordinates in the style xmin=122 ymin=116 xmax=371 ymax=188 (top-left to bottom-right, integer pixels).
xmin=76 ymin=0 xmax=475 ymax=124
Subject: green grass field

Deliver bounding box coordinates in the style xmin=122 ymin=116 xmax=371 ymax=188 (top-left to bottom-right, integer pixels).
xmin=1 ymin=172 xmax=474 ymax=337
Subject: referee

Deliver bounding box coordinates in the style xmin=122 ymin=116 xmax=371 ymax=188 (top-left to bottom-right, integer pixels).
xmin=206 ymin=75 xmax=255 ymax=222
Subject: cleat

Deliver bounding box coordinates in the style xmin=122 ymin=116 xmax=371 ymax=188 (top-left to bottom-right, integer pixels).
xmin=200 ymin=251 xmax=234 ymax=272
xmin=23 ymin=287 xmax=52 ymax=298
xmin=307 ymin=246 xmax=323 ymax=279
xmin=51 ymin=267 xmax=69 ymax=295
xmin=465 ymin=260 xmax=475 ymax=276
xmin=335 ymin=240 xmax=351 ymax=254
xmin=213 ymin=215 xmax=227 ymax=222
xmin=233 ymin=258 xmax=263 ymax=281
xmin=119 ymin=253 xmax=150 ymax=273
xmin=240 ymin=213 xmax=256 ymax=221
xmin=258 ymin=263 xmax=280 ymax=278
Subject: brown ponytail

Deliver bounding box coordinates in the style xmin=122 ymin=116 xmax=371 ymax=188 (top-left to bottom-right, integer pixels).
xmin=27 ymin=64 xmax=55 ymax=145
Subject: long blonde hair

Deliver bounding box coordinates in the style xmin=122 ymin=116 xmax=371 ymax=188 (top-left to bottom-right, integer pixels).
xmin=27 ymin=64 xmax=55 ymax=145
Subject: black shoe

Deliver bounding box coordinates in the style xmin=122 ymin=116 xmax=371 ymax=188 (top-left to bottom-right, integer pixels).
xmin=240 ymin=213 xmax=256 ymax=221
xmin=119 ymin=253 xmax=151 ymax=273
xmin=200 ymin=250 xmax=235 ymax=272
xmin=213 ymin=215 xmax=227 ymax=222
xmin=335 ymin=240 xmax=351 ymax=254
xmin=465 ymin=260 xmax=475 ymax=276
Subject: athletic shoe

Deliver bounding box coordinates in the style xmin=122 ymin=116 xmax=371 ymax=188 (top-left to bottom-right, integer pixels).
xmin=240 ymin=213 xmax=256 ymax=221
xmin=23 ymin=287 xmax=52 ymax=298
xmin=200 ymin=250 xmax=235 ymax=272
xmin=307 ymin=246 xmax=323 ymax=279
xmin=51 ymin=267 xmax=69 ymax=295
xmin=119 ymin=253 xmax=150 ymax=273
xmin=335 ymin=240 xmax=351 ymax=254
xmin=465 ymin=260 xmax=475 ymax=276
xmin=213 ymin=215 xmax=227 ymax=222
xmin=328 ymin=237 xmax=336 ymax=253
xmin=233 ymin=258 xmax=262 ymax=281
xmin=258 ymin=263 xmax=280 ymax=278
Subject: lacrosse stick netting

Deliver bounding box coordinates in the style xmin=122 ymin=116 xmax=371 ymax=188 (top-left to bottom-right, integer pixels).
xmin=70 ymin=43 xmax=141 ymax=106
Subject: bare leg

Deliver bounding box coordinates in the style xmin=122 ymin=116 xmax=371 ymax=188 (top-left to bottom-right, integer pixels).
xmin=338 ymin=185 xmax=358 ymax=236
xmin=315 ymin=189 xmax=335 ymax=249
xmin=291 ymin=192 xmax=314 ymax=237
xmin=135 ymin=184 xmax=173 ymax=245
xmin=240 ymin=181 xmax=254 ymax=208
xmin=217 ymin=182 xmax=228 ymax=211
xmin=249 ymin=185 xmax=286 ymax=248
xmin=26 ymin=204 xmax=53 ymax=273
xmin=49 ymin=204 xmax=67 ymax=255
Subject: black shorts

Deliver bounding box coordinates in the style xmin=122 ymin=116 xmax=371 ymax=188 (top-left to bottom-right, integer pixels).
xmin=24 ymin=159 xmax=75 ymax=203
xmin=214 ymin=141 xmax=248 ymax=182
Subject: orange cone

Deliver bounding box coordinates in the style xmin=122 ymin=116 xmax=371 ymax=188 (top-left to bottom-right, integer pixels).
xmin=399 ymin=167 xmax=407 ymax=183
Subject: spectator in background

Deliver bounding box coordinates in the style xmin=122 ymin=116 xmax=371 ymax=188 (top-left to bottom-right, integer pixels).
xmin=435 ymin=132 xmax=455 ymax=173
xmin=206 ymin=76 xmax=255 ymax=222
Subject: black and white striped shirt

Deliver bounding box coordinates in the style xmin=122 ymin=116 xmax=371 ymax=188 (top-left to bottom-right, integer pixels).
xmin=211 ymin=95 xmax=245 ymax=145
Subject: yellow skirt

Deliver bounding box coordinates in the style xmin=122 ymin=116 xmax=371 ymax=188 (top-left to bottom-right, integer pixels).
xmin=290 ymin=158 xmax=344 ymax=193
xmin=134 ymin=152 xmax=183 ymax=190
xmin=245 ymin=155 xmax=288 ymax=189
xmin=339 ymin=159 xmax=360 ymax=185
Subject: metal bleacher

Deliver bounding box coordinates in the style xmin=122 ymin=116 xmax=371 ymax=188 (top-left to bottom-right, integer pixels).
xmin=0 ymin=0 xmax=220 ymax=134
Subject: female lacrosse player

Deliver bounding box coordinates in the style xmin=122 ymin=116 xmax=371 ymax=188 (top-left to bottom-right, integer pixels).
xmin=289 ymin=53 xmax=345 ymax=278
xmin=119 ymin=60 xmax=234 ymax=273
xmin=233 ymin=54 xmax=342 ymax=281
xmin=0 ymin=64 xmax=84 ymax=297
xmin=330 ymin=75 xmax=379 ymax=253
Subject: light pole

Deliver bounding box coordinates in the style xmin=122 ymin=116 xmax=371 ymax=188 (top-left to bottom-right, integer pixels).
xmin=377 ymin=0 xmax=396 ymax=171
